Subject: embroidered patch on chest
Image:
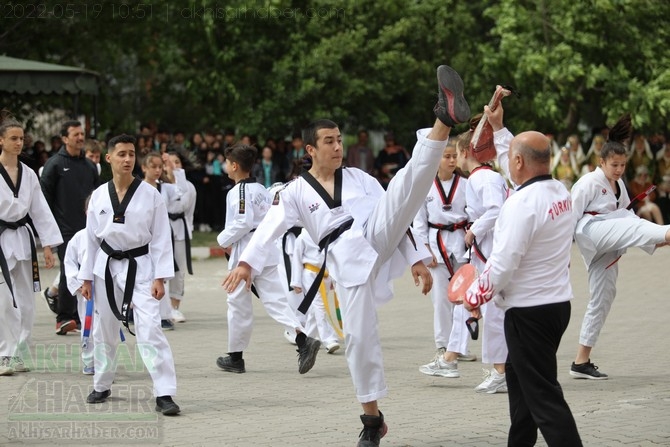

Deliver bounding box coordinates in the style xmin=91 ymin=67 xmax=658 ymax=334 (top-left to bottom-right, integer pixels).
xmin=601 ymin=188 xmax=607 ymax=195
xmin=308 ymin=203 xmax=320 ymax=213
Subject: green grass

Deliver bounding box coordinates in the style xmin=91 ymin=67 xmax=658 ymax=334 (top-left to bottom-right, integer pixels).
xmin=190 ymin=230 xmax=220 ymax=247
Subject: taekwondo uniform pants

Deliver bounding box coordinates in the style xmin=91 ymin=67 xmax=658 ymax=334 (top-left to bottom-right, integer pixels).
xmin=579 ymin=218 xmax=668 ymax=347
xmin=169 ymin=240 xmax=186 ymax=301
xmin=301 ymin=266 xmax=340 ymax=344
xmin=0 ymin=260 xmax=34 ymax=357
xmin=431 ymin=261 xmax=468 ymax=354
xmin=339 ymin=129 xmax=446 ymax=403
xmin=92 ymin=275 xmax=177 ymax=397
xmin=227 ymin=265 xmax=305 ymax=353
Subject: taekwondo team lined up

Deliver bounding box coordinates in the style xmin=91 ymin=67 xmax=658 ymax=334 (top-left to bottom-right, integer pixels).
xmin=2 ymin=64 xmax=670 ymax=446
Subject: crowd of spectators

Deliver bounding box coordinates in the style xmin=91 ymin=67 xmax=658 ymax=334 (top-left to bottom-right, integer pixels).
xmin=17 ymin=124 xmax=670 ymax=232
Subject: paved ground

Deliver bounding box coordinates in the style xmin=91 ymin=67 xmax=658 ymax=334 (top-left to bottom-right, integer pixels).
xmin=1 ymin=243 xmax=669 ymax=446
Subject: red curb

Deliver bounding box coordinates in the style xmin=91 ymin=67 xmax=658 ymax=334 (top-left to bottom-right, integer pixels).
xmin=209 ymin=246 xmax=226 ymax=258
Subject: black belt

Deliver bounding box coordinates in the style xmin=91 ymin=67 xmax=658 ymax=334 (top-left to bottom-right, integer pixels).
xmin=428 ymin=220 xmax=468 ymax=277
xmin=298 ymin=219 xmax=353 ymax=314
xmin=0 ymin=215 xmax=39 ymax=308
xmin=168 ymin=212 xmax=193 ymax=274
xmin=428 ymin=220 xmax=469 ymax=232
xmin=101 ymin=240 xmax=149 ymax=335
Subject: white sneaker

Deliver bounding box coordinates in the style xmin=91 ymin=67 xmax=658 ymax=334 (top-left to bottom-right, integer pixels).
xmin=0 ymin=356 xmax=15 ymax=376
xmin=325 ymin=342 xmax=340 ymax=354
xmin=10 ymin=357 xmax=30 ymax=372
xmin=172 ymin=309 xmax=186 ymax=323
xmin=475 ymin=368 xmax=507 ymax=394
xmin=419 ymin=357 xmax=459 ymax=378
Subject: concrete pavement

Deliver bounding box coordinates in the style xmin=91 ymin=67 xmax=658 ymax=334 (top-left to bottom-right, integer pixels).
xmin=1 ymin=244 xmax=669 ymax=446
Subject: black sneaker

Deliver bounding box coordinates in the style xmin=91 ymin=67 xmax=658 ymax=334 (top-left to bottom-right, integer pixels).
xmin=297 ymin=337 xmax=321 ymax=374
xmin=570 ymin=360 xmax=608 ymax=380
xmin=87 ymin=389 xmax=110 ymax=404
xmin=161 ymin=319 xmax=175 ymax=331
xmin=216 ymin=355 xmax=246 ymax=373
xmin=358 ymin=411 xmax=388 ymax=447
xmin=434 ymin=65 xmax=471 ymax=127
xmin=155 ymin=396 xmax=180 ymax=416
xmin=43 ymin=289 xmax=58 ymax=314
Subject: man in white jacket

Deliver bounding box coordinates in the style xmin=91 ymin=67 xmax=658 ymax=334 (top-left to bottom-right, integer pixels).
xmin=464 ymin=104 xmax=582 ymax=447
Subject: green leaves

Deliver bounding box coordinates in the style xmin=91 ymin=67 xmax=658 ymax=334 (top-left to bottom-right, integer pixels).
xmin=3 ymin=0 xmax=669 ymax=140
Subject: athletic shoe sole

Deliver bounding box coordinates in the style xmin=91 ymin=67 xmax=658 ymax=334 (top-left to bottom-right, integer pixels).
xmin=155 ymin=401 xmax=181 ymax=416
xmin=437 ymin=65 xmax=471 ymax=125
xmin=475 ymin=386 xmax=508 ymax=394
xmin=326 ymin=343 xmax=340 ymax=354
xmin=418 ymin=367 xmax=460 ymax=378
xmin=569 ymin=370 xmax=608 ymax=380
xmin=216 ymin=357 xmax=245 ymax=373
xmin=55 ymin=320 xmax=77 ymax=335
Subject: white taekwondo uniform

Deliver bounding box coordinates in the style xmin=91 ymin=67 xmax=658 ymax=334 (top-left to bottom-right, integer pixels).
xmin=79 ymin=179 xmax=177 ymax=397
xmin=238 ymin=128 xmax=440 ymax=403
xmin=217 ymin=178 xmax=305 ymax=353
xmin=465 ymin=163 xmax=509 ymax=365
xmin=64 ymin=228 xmax=94 ymax=369
xmin=0 ymin=162 xmax=62 ymax=357
xmin=413 ymin=173 xmax=470 ymax=354
xmin=571 ymin=167 xmax=668 ymax=348
xmin=157 ymin=181 xmax=183 ymax=320
xmin=168 ymin=169 xmax=196 ymax=302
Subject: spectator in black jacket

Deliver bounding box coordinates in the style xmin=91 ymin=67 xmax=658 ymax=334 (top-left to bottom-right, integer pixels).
xmin=40 ymin=120 xmax=100 ymax=335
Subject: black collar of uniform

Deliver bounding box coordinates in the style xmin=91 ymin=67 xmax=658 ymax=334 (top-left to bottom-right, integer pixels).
xmin=108 ymin=177 xmax=142 ymax=223
xmin=300 ymin=168 xmax=342 ymax=209
xmin=516 ymin=174 xmax=553 ymax=191
xmin=0 ymin=161 xmax=23 ymax=198
xmin=237 ymin=177 xmax=257 ymax=184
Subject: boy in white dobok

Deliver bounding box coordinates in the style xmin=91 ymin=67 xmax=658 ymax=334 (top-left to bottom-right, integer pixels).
xmin=216 ymin=144 xmax=321 ymax=375
xmin=0 ymin=113 xmax=61 ymax=376
xmin=224 ymin=65 xmax=470 ymax=447
xmin=80 ymin=134 xmax=180 ymax=415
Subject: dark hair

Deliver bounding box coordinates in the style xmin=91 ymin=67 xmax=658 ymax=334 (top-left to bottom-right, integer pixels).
xmin=302 ymin=119 xmax=338 ymax=147
xmin=224 ymin=144 xmax=257 ymax=172
xmin=167 ymin=150 xmax=186 ymax=165
xmin=0 ymin=109 xmax=22 ymax=137
xmin=601 ymin=114 xmax=632 ymax=160
xmin=60 ymin=120 xmax=82 ymax=137
xmin=107 ymin=134 xmax=137 ymax=151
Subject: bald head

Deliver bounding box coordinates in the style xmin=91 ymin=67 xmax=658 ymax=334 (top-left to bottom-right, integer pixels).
xmin=508 ymin=131 xmax=552 ymax=185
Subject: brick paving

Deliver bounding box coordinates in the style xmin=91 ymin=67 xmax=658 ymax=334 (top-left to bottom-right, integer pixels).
xmin=1 ymin=244 xmax=669 ymax=446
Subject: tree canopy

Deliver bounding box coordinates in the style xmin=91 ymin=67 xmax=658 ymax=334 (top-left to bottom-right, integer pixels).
xmin=2 ymin=0 xmax=670 ymax=143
